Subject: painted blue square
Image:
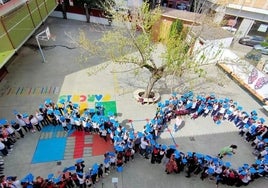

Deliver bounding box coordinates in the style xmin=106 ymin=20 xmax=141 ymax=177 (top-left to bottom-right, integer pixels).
xmin=31 ymin=138 xmax=66 ymax=164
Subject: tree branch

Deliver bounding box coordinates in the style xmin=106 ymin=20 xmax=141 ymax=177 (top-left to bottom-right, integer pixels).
xmin=124 ymin=22 xmax=147 ymax=67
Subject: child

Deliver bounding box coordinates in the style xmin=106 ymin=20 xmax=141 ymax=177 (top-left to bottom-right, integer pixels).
xmin=29 ymin=115 xmax=41 ymax=131
xmin=116 ymin=152 xmax=124 ymax=167
xmin=104 ymin=161 xmax=110 ymax=176
xmin=104 ymin=158 xmax=110 ymax=175
xmin=124 ymin=149 xmax=132 ymax=163
xmin=100 ymin=128 xmax=107 ymax=142
xmin=218 ymin=144 xmax=237 ymax=159
xmin=151 ymin=146 xmax=159 ymax=164
xmin=60 ymin=117 xmax=69 ymax=132
xmin=110 ymin=154 xmax=116 ymax=169
xmin=98 ymin=164 xmax=104 ymax=179
xmin=174 ymin=116 xmax=183 ymax=132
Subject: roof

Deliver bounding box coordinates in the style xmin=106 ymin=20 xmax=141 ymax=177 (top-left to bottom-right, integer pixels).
xmin=190 ymin=24 xmax=234 ymax=41
xmin=160 ymin=7 xmax=233 ymax=41
xmin=161 ymin=7 xmax=203 ymax=24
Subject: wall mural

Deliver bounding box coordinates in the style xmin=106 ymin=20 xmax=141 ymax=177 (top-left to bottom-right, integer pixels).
xmin=248 ymin=68 xmax=268 ymax=90
xmin=219 ymin=64 xmax=268 ymax=101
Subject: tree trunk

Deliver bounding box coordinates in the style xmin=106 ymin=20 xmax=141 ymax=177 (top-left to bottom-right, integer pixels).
xmin=144 ymin=74 xmax=159 ymax=98
xmin=61 ymin=1 xmax=67 ymax=19
xmin=143 ymin=64 xmax=166 ymax=98
xmin=84 ymin=3 xmax=90 ymax=23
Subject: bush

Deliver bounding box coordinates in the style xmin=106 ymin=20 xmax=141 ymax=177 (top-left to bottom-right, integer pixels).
xmin=245 ymin=50 xmax=262 ymax=66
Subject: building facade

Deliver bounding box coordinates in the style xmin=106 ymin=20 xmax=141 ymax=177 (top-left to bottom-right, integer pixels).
xmin=0 ymin=0 xmax=58 ymax=80
xmin=207 ymin=0 xmax=268 ymax=38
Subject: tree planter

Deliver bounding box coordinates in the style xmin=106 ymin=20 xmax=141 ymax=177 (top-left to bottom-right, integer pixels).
xmin=133 ymin=89 xmax=161 ymax=104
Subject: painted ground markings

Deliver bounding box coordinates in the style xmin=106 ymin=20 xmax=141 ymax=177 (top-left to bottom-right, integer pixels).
xmin=32 ymin=125 xmax=67 ymax=164
xmin=3 ymin=86 xmax=60 ymax=96
xmin=32 ymin=126 xmax=114 ymax=163
xmin=99 ymin=101 xmax=117 ymax=116
xmin=64 ymin=137 xmax=75 ymax=160
xmin=69 ymin=132 xmax=93 ymax=159
xmin=31 ymin=100 xmax=117 ymax=163
xmin=31 ymin=137 xmax=66 ymax=164
xmin=67 ymin=132 xmax=114 ymax=159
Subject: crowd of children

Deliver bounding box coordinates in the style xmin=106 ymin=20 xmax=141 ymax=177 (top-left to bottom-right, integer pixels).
xmin=0 ymin=91 xmax=267 ymax=187
xmin=103 ymin=91 xmax=268 ymax=187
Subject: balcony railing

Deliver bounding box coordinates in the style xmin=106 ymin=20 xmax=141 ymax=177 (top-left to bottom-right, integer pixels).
xmin=0 ymin=0 xmax=58 ymax=68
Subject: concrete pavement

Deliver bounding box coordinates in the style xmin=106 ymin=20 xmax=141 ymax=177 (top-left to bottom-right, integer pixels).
xmin=0 ymin=17 xmax=267 ymax=188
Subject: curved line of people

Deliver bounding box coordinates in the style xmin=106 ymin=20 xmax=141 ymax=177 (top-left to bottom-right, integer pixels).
xmin=105 ymin=91 xmax=268 ymax=188
xmin=0 ymin=91 xmax=268 ymax=188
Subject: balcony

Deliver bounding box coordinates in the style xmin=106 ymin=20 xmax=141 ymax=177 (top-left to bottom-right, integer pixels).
xmin=0 ymin=0 xmax=58 ymax=70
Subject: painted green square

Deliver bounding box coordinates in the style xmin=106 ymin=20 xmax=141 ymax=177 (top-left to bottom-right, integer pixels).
xmin=97 ymin=101 xmax=117 ymax=116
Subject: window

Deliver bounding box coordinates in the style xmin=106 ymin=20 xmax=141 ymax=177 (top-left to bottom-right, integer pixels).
xmin=248 ymin=21 xmax=268 ymax=38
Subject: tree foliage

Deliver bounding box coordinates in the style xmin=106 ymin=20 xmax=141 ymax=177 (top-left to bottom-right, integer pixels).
xmin=261 ymin=37 xmax=268 ymax=47
xmin=75 ymin=0 xmax=115 ymax=9
xmin=99 ymin=2 xmax=162 ymax=69
xmin=169 ymin=19 xmax=183 ymax=39
xmin=69 ymin=2 xmax=219 ymax=98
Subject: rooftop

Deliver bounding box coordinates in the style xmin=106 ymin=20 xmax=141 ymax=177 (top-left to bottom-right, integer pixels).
xmin=161 ymin=7 xmax=203 ymax=24
xmin=191 ymin=24 xmax=234 ymax=41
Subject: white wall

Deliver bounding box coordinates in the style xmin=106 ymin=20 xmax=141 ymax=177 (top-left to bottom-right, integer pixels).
xmin=225 ymin=7 xmax=268 ymax=23
xmin=50 ymin=11 xmax=110 ymax=25
xmin=220 ymin=51 xmax=268 ymax=99
xmin=127 ymin=0 xmax=143 ymax=8
xmin=66 ymin=13 xmax=87 ymax=22
xmin=192 ymin=37 xmax=233 ymax=65
xmin=213 ymin=6 xmax=226 ymax=24
xmin=208 ymin=37 xmax=233 ymax=48
xmin=193 ymin=43 xmax=268 ymax=100
xmin=50 ymin=11 xmax=62 ymax=18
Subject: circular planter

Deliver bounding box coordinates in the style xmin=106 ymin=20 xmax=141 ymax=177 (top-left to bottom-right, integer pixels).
xmin=133 ymin=89 xmax=161 ymax=104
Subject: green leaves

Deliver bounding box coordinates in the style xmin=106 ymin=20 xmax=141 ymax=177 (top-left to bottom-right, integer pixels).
xmin=169 ymin=19 xmax=183 ymax=39
xmin=69 ymin=1 xmax=223 ymax=98
xmin=261 ymin=39 xmax=268 ymax=47
xmin=75 ymin=0 xmax=115 ymax=9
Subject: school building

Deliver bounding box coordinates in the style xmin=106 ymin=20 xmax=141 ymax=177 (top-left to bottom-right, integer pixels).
xmin=0 ymin=0 xmax=58 ymax=81
xmin=204 ymin=0 xmax=268 ymax=38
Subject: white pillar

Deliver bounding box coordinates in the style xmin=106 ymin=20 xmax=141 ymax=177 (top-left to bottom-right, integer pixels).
xmin=213 ymin=6 xmax=226 ymax=25
xmin=236 ymin=18 xmax=254 ymax=38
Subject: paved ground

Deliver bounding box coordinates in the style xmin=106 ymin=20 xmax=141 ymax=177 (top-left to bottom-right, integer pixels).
xmin=0 ymin=17 xmax=267 ymax=188
xmin=231 ymin=41 xmax=268 ymax=68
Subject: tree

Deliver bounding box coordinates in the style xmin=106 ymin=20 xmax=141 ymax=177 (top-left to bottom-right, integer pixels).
xmin=75 ymin=0 xmax=115 ymax=23
xmin=68 ymin=2 xmax=220 ymax=98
